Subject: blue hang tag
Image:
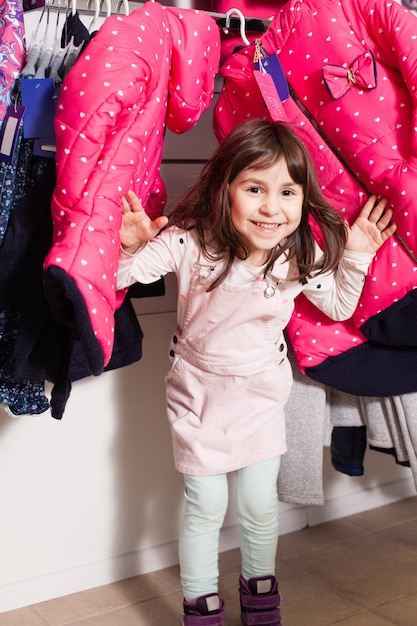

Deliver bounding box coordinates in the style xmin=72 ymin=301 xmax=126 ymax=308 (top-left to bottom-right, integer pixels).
xmin=0 ymin=104 xmax=26 ymax=163
xmin=254 ymin=52 xmax=289 ymax=102
xmin=19 ymin=77 xmax=56 ymax=139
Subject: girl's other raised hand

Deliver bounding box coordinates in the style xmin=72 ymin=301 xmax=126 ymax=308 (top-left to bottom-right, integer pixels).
xmin=120 ymin=190 xmax=169 ymax=254
xmin=345 ymin=195 xmax=397 ymax=255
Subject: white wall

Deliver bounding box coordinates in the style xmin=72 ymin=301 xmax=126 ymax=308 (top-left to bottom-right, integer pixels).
xmin=0 ymin=2 xmax=415 ymax=615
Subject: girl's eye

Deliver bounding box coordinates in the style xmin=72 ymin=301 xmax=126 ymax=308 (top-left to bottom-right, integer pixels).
xmin=248 ymin=186 xmax=261 ymax=194
xmin=282 ymin=189 xmax=295 ymax=196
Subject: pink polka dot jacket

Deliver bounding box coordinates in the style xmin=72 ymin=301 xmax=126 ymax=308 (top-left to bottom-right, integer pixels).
xmin=43 ymin=1 xmax=220 ymax=375
xmin=214 ymin=0 xmax=417 ymax=396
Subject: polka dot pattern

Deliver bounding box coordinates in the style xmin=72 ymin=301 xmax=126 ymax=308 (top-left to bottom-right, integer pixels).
xmin=214 ymin=0 xmax=417 ymax=376
xmin=43 ymin=2 xmax=220 ymax=369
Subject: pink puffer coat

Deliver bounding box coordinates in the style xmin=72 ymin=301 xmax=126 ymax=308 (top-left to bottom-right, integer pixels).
xmin=214 ymin=0 xmax=417 ymax=396
xmin=44 ymin=1 xmax=220 ymax=374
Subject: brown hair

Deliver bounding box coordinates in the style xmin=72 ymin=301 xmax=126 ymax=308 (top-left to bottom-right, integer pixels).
xmin=171 ymin=119 xmax=348 ymax=290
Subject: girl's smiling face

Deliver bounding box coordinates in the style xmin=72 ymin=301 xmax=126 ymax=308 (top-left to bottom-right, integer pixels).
xmin=228 ymin=159 xmax=304 ymax=266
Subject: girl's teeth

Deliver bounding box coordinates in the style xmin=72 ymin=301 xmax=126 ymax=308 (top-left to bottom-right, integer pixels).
xmin=257 ymin=223 xmax=277 ymax=229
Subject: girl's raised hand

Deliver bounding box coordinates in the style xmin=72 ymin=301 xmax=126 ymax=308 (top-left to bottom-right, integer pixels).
xmin=120 ymin=190 xmax=169 ymax=254
xmin=345 ymin=195 xmax=397 ymax=255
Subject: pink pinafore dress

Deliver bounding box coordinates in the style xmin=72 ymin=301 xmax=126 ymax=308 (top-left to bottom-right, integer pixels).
xmin=165 ymin=258 xmax=293 ymax=476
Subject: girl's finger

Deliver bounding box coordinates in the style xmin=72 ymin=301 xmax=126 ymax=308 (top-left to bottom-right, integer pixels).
xmin=367 ymin=197 xmax=389 ymax=222
xmin=152 ymin=216 xmax=169 ymax=233
xmin=126 ymin=189 xmax=144 ymax=212
xmin=376 ymin=207 xmax=394 ymax=227
xmin=121 ymin=195 xmax=131 ymax=213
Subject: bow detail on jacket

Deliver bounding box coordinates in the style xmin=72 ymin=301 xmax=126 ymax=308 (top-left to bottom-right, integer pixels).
xmin=322 ymin=50 xmax=377 ymax=100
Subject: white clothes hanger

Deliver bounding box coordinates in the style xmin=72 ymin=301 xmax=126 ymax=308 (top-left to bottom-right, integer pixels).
xmin=21 ymin=0 xmax=52 ymax=76
xmin=116 ymin=0 xmax=130 ymax=15
xmin=223 ymin=7 xmax=250 ymax=46
xmin=35 ymin=0 xmax=62 ymax=78
xmin=68 ymin=0 xmax=76 ymax=16
xmin=88 ymin=0 xmax=101 ymax=32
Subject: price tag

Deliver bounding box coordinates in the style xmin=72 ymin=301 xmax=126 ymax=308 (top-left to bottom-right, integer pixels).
xmin=0 ymin=104 xmax=26 ymax=163
xmin=253 ymin=43 xmax=289 ymax=122
xmin=254 ymin=69 xmax=287 ymax=121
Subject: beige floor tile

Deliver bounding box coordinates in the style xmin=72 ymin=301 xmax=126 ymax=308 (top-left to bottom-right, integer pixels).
xmin=218 ymin=547 xmax=242 ymax=576
xmin=373 ymin=593 xmax=417 ymax=626
xmin=32 ymin=573 xmax=173 ymax=625
xmin=0 ymin=607 xmax=48 ymax=626
xmin=279 ymin=570 xmax=371 ymax=626
xmin=326 ymin=611 xmax=398 ymax=625
xmin=65 ymin=592 xmax=183 ymax=625
xmin=218 ymin=585 xmax=241 ymax=626
xmin=381 ymin=518 xmax=417 ymax=550
xmin=277 ymin=517 xmax=370 ymax=560
xmin=152 ymin=563 xmax=182 ymax=593
xmin=289 ymin=532 xmax=417 ymax=609
xmin=347 ymin=496 xmax=417 ymax=531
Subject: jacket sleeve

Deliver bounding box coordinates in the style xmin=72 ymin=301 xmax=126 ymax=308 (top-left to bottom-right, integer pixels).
xmin=51 ymin=41 xmax=152 ymax=225
xmin=303 ymin=249 xmax=374 ymax=321
xmin=359 ymin=0 xmax=417 ymax=159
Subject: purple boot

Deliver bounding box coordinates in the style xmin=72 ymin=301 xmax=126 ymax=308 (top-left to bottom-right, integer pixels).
xmin=183 ymin=593 xmax=225 ymax=625
xmin=239 ymin=575 xmax=281 ymax=625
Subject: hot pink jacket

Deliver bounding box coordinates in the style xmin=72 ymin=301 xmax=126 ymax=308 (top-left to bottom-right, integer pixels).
xmin=44 ymin=2 xmax=220 ymax=374
xmin=214 ymin=0 xmax=417 ymax=395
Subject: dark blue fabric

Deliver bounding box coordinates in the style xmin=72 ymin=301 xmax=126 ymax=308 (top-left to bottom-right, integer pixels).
xmin=306 ymin=340 xmax=417 ymax=396
xmin=0 ymin=163 xmax=150 ymax=419
xmin=361 ymin=289 xmax=417 ymax=346
xmin=331 ymin=426 xmax=367 ymax=476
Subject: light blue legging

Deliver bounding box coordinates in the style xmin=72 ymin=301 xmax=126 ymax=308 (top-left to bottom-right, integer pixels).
xmin=179 ymin=456 xmax=280 ymax=602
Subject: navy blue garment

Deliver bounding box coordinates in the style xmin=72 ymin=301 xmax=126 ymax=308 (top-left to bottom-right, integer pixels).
xmin=331 ymin=426 xmax=411 ymax=478
xmin=306 ymin=341 xmax=417 ymax=396
xmin=0 ymin=163 xmax=154 ymax=419
xmin=331 ymin=426 xmax=367 ymax=477
xmin=361 ymin=290 xmax=417 ymax=347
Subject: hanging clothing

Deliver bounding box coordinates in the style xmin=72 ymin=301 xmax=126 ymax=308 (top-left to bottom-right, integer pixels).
xmin=116 ymin=225 xmax=374 ymax=476
xmin=0 ymin=163 xmax=61 ymax=417
xmin=60 ymin=10 xmax=89 ymax=49
xmin=43 ymin=1 xmax=220 ymax=378
xmin=0 ymin=0 xmax=25 ymax=120
xmin=330 ymin=391 xmax=417 ymax=491
xmin=23 ymin=0 xmax=44 ymax=10
xmin=0 ymin=161 xmax=146 ymax=419
xmin=213 ymin=0 xmax=417 ymax=396
xmin=0 ymin=0 xmax=26 ymax=244
xmin=277 ymin=341 xmax=329 ymax=505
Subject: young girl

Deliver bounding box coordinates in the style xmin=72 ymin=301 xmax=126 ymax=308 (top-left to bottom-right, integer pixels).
xmin=117 ymin=119 xmax=396 ymax=626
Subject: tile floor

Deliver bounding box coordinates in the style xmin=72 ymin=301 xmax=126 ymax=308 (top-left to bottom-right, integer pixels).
xmin=1 ymin=496 xmax=417 ymax=625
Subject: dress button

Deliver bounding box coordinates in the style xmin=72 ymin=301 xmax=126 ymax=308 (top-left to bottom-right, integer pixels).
xmin=169 ymin=349 xmax=175 ymax=358
xmin=279 ymin=343 xmax=285 ymax=352
xmin=173 ymin=335 xmax=178 ymax=344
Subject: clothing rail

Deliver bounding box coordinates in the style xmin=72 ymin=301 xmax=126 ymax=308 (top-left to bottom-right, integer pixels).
xmin=31 ymin=1 xmax=270 ymax=32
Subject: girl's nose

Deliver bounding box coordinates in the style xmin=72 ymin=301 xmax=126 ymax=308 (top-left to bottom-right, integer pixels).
xmin=260 ymin=200 xmax=280 ymax=216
